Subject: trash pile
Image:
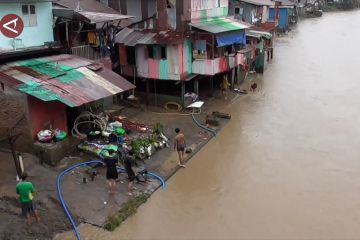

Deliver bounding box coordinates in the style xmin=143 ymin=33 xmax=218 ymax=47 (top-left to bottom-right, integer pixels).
xmin=75 ymin=112 xmax=169 ymax=160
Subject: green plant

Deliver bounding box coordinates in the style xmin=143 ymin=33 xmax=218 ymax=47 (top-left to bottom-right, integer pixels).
xmin=131 ymin=139 xmax=142 ymax=158
xmin=153 ymin=122 xmax=164 ymax=135
xmin=104 ymin=193 xmax=150 ymax=231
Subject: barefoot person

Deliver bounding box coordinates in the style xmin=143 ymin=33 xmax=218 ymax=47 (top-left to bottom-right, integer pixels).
xmin=220 ymin=75 xmax=231 ymax=100
xmin=103 ymin=149 xmax=118 ymax=194
xmin=124 ymin=150 xmax=137 ymax=196
xmin=16 ymin=172 xmax=40 ymax=225
xmin=174 ymin=128 xmax=186 ymax=167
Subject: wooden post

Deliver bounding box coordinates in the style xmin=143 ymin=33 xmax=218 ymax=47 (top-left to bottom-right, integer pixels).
xmin=146 ymin=79 xmax=150 ymax=106
xmin=65 ymin=21 xmax=69 ymax=47
xmin=8 ymin=136 xmax=21 ymax=176
xmin=212 ymin=34 xmax=215 ymax=59
xmin=181 ymin=81 xmax=185 ymax=107
xmin=236 ymin=66 xmax=241 ymax=86
xmin=194 ymin=79 xmax=199 ymax=95
xmin=154 ymin=79 xmax=158 ymax=106
xmin=231 ymin=67 xmax=235 ymax=90
xmin=210 ymin=76 xmax=214 ymax=96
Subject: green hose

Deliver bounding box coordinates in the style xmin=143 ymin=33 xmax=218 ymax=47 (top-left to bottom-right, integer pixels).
xmin=191 ymin=112 xmax=217 ymax=137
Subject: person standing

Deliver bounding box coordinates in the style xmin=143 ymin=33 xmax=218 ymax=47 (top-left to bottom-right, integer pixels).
xmin=220 ymin=75 xmax=231 ymax=100
xmin=124 ymin=150 xmax=137 ymax=196
xmin=103 ymin=150 xmax=119 ymax=194
xmin=16 ymin=172 xmax=40 ymax=225
xmin=174 ymin=128 xmax=186 ymax=168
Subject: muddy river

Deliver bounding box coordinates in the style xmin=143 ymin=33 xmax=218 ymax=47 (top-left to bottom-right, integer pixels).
xmin=58 ymin=11 xmax=360 ymax=240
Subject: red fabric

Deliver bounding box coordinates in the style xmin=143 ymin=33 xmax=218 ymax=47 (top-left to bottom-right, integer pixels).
xmin=219 ymin=57 xmax=228 ymax=72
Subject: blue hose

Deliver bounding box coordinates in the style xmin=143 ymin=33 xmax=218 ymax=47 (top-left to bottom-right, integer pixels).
xmin=147 ymin=172 xmax=167 ymax=190
xmin=57 ymin=160 xmax=166 ymax=240
xmin=116 ymin=167 xmax=166 ymax=190
xmin=191 ymin=112 xmax=217 ymax=137
xmin=57 ymin=160 xmax=103 ymax=240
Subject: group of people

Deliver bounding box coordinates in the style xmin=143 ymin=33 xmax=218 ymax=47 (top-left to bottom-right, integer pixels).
xmin=103 ymin=149 xmax=137 ymax=196
xmin=16 ymin=128 xmax=188 ymax=225
xmin=103 ymin=127 xmax=188 ymax=195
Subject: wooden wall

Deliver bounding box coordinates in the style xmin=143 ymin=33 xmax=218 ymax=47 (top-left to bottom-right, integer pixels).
xmin=135 ymin=40 xmax=192 ymax=80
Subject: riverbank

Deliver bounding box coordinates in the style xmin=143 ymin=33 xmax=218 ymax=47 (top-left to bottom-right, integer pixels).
xmin=0 ymin=83 xmax=259 ymax=239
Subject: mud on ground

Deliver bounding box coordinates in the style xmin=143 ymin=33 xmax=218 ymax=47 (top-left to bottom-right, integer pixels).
xmin=0 ymin=196 xmax=72 ymax=240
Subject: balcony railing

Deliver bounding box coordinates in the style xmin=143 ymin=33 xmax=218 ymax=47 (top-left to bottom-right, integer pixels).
xmin=71 ymin=45 xmax=100 ymax=60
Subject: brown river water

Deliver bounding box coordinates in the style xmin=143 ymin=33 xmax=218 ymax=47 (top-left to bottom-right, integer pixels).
xmin=57 ymin=11 xmax=360 ymax=240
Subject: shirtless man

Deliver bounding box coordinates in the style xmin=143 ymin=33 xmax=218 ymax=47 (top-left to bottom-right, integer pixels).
xmin=174 ymin=128 xmax=186 ymax=168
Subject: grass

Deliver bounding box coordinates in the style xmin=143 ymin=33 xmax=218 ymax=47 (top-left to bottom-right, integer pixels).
xmin=103 ymin=193 xmax=150 ymax=231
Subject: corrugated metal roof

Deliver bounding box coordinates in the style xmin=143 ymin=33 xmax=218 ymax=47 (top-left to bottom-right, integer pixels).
xmin=55 ymin=0 xmax=120 ymax=14
xmin=246 ymin=30 xmax=272 ymax=39
xmin=116 ymin=28 xmax=191 ymax=46
xmin=115 ymin=28 xmax=156 ymax=46
xmin=53 ymin=1 xmax=134 ymax=27
xmin=237 ymin=0 xmax=273 ymax=6
xmin=137 ymin=33 xmax=157 ymax=45
xmin=0 ymin=54 xmax=135 ymax=107
xmin=189 ymin=17 xmax=251 ymax=34
xmin=76 ymin=11 xmax=134 ymax=24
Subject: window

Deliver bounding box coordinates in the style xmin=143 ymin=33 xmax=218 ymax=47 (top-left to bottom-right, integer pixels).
xmin=148 ymin=46 xmax=154 ymax=59
xmin=160 ymin=46 xmax=167 ymax=59
xmin=22 ymin=5 xmax=37 ymax=27
xmin=193 ymin=40 xmax=207 ymax=58
xmin=126 ymin=47 xmax=136 ymax=65
xmin=147 ymin=45 xmax=167 ymax=59
xmin=1 ymin=82 xmax=4 ymax=91
xmin=235 ymin=7 xmax=240 ymax=14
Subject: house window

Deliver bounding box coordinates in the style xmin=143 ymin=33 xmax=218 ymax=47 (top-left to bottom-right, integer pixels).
xmin=160 ymin=46 xmax=167 ymax=59
xmin=1 ymin=82 xmax=4 ymax=91
xmin=235 ymin=7 xmax=240 ymax=14
xmin=22 ymin=4 xmax=37 ymax=27
xmin=147 ymin=45 xmax=166 ymax=59
xmin=126 ymin=47 xmax=136 ymax=65
xmin=148 ymin=46 xmax=155 ymax=59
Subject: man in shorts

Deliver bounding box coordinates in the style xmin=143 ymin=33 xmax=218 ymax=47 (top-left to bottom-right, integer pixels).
xmin=174 ymin=128 xmax=186 ymax=168
xmin=16 ymin=172 xmax=40 ymax=225
xmin=124 ymin=150 xmax=137 ymax=196
xmin=103 ymin=150 xmax=119 ymax=194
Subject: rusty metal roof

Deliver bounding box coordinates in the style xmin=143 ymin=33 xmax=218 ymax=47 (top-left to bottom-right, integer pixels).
xmin=116 ymin=28 xmax=191 ymax=46
xmin=154 ymin=30 xmax=192 ymax=44
xmin=0 ymin=54 xmax=135 ymax=107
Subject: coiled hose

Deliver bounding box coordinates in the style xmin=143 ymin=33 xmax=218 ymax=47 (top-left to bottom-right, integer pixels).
xmin=57 ymin=160 xmax=166 ymax=240
xmin=71 ymin=111 xmax=109 ymax=139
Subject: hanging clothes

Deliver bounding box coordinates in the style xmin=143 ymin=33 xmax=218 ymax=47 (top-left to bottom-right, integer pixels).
xmin=87 ymin=32 xmax=97 ymax=45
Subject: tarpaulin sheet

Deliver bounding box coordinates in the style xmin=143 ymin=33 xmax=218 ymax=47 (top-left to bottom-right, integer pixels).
xmin=216 ymin=31 xmax=246 ymax=47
